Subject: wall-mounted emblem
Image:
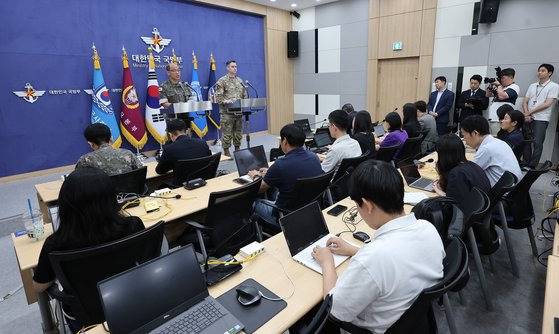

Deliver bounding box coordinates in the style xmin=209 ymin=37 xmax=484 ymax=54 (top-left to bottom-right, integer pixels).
xmin=140 ymin=27 xmax=171 ymax=53
xmin=13 ymin=83 xmax=45 ymax=103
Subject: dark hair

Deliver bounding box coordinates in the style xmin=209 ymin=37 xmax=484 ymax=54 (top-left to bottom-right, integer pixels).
xmin=349 ymin=160 xmax=404 ymax=214
xmin=539 ymin=63 xmax=554 ymax=75
xmin=504 ymin=109 xmax=525 ymax=132
xmin=385 ymin=111 xmax=402 ymax=132
xmin=353 ymin=111 xmax=373 ymax=135
xmin=280 ymin=123 xmax=306 ymax=147
xmin=328 ymin=109 xmax=349 ymax=132
xmin=341 ymin=103 xmax=354 ymax=114
xmin=435 ymin=76 xmax=447 ymax=83
xmin=84 ymin=123 xmax=111 ymax=146
xmin=501 ymin=68 xmax=515 ymax=78
xmin=470 ymin=74 xmax=483 ymax=83
xmin=415 ymin=100 xmax=427 ymax=113
xmin=496 ymin=104 xmax=514 ymax=121
xmin=435 ymin=134 xmax=467 ymax=191
xmin=402 ymin=103 xmax=419 ymax=125
xmin=226 ymin=60 xmax=236 ymax=66
xmin=460 ymin=115 xmax=489 ymax=136
xmin=55 ymin=168 xmax=132 ymax=248
xmin=166 ymin=119 xmax=187 ymax=133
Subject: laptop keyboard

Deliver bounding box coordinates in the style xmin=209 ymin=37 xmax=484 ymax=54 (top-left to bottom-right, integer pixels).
xmin=413 ymin=178 xmax=433 ymax=189
xmin=153 ymin=301 xmax=225 ymax=334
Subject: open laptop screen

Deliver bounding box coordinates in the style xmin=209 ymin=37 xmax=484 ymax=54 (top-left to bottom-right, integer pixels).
xmin=233 ymin=145 xmax=269 ymax=176
xmin=294 ymin=119 xmax=312 ymax=137
xmin=98 ymin=245 xmax=208 ymax=334
xmin=314 ymin=132 xmax=332 ymax=148
xmin=280 ymin=202 xmax=330 ymax=256
xmin=398 ymin=161 xmax=422 ymax=185
xmin=373 ymin=124 xmax=385 ymax=137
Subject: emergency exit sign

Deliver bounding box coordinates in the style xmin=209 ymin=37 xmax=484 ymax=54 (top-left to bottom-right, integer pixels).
xmin=392 ymin=41 xmax=403 ymax=51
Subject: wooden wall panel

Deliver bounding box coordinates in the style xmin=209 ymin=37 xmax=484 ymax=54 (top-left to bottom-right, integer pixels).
xmin=376 ymin=58 xmax=419 ymax=121
xmin=423 ymin=0 xmax=437 ymax=10
xmin=368 ymin=18 xmax=380 ymax=60
xmin=378 ymin=11 xmax=422 ymax=59
xmin=191 ymin=0 xmax=266 ymax=15
xmin=417 ymin=55 xmax=433 ymax=99
xmin=369 ymin=0 xmax=380 ymax=18
xmin=266 ymin=6 xmax=292 ymax=31
xmin=420 ymin=8 xmax=436 ymax=56
xmin=379 ymin=0 xmax=422 ymax=17
xmin=367 ymin=59 xmax=379 ymax=119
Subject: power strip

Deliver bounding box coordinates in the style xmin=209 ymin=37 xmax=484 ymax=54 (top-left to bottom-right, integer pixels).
xmin=239 ymin=241 xmax=265 ymax=259
xmin=154 ymin=188 xmax=172 ymax=196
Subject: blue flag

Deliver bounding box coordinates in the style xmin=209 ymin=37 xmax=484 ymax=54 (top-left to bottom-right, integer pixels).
xmin=205 ymin=53 xmax=220 ymax=130
xmin=90 ymin=45 xmax=121 ymax=147
xmin=189 ymin=52 xmax=208 ymax=138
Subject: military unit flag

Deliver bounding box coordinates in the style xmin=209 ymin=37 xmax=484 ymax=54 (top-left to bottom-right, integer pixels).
xmin=189 ymin=51 xmax=208 ymax=138
xmin=90 ymin=44 xmax=122 ymax=148
xmin=205 ymin=53 xmax=220 ymax=130
xmin=120 ymin=46 xmax=148 ymax=149
xmin=144 ymin=47 xmax=167 ymax=144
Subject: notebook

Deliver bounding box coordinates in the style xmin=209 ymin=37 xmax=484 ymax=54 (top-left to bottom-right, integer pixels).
xmin=279 ymin=202 xmax=350 ymax=274
xmin=233 ymin=145 xmax=269 ymax=184
xmin=294 ymin=119 xmax=314 ymax=139
xmin=398 ymin=161 xmax=435 ymax=192
xmin=97 ymin=245 xmax=244 ymax=334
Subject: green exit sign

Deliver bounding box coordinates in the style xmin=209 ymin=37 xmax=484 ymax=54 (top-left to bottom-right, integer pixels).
xmin=392 ymin=41 xmax=403 ymax=51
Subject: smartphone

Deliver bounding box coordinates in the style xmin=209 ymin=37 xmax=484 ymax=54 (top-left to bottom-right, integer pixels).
xmin=327 ymin=204 xmax=348 ymax=217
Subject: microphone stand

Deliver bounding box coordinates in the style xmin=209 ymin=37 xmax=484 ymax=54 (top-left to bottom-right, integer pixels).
xmin=240 ymin=81 xmax=252 ymax=148
xmin=208 ymin=83 xmax=222 ymax=146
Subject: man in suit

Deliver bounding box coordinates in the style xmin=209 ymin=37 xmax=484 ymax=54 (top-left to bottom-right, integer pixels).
xmin=457 ymin=74 xmax=489 ymax=122
xmin=155 ymin=119 xmax=212 ymax=183
xmin=427 ymin=76 xmax=455 ymax=135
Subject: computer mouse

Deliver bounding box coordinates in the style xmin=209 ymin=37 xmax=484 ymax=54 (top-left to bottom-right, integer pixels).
xmin=236 ymin=285 xmax=261 ymax=306
xmin=353 ymin=231 xmax=371 ymax=243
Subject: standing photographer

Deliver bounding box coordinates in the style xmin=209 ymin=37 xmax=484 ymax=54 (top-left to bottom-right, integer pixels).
xmin=522 ymin=64 xmax=559 ymax=168
xmin=486 ymin=68 xmax=520 ymax=123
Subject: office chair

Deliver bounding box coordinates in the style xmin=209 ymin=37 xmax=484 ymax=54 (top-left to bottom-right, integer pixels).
xmin=375 ymin=144 xmax=400 ymax=163
xmin=327 ymin=151 xmax=369 ymax=204
xmin=47 ymin=221 xmax=165 ymax=327
xmin=298 ymin=294 xmax=333 ymax=334
xmin=494 ymin=161 xmax=552 ymax=257
xmin=269 ymin=146 xmax=285 ymax=162
xmin=255 ymin=169 xmax=335 ymax=235
xmin=519 ymin=138 xmax=535 ymax=164
xmin=394 ymin=135 xmax=423 ymax=163
xmin=173 ymin=152 xmax=221 ymax=187
xmin=110 ymin=166 xmax=148 ymax=195
xmin=182 ymin=179 xmax=263 ymax=260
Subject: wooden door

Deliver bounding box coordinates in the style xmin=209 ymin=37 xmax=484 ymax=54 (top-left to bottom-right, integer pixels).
xmin=375 ymin=57 xmax=419 ymax=122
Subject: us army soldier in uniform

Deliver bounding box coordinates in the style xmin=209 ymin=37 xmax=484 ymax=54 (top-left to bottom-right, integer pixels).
xmin=159 ymin=62 xmax=192 ymax=129
xmin=215 ymin=60 xmax=248 ymax=157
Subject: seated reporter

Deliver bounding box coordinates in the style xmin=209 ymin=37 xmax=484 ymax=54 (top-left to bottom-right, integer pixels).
xmin=350 ymin=110 xmax=377 ymax=158
xmin=321 ymin=109 xmax=362 ymax=174
xmin=499 ymin=109 xmax=525 ymax=160
xmin=312 ymin=160 xmax=444 ymax=333
xmin=249 ymin=124 xmax=323 ymax=226
xmin=376 ymin=111 xmax=408 ymax=158
xmin=33 ymin=168 xmax=145 ymax=331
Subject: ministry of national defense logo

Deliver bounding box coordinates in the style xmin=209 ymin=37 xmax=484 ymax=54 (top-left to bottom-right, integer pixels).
xmin=140 ymin=27 xmax=171 ymax=53
xmin=13 ymin=83 xmax=45 ymax=104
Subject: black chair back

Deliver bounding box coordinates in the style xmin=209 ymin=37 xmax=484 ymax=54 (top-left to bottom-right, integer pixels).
xmin=110 ymin=166 xmax=147 ymax=195
xmin=502 ymin=161 xmax=552 ymax=229
xmin=332 ymin=151 xmax=369 ymax=183
xmin=204 ymin=179 xmax=262 ymax=257
xmin=174 ymin=152 xmax=221 ymax=186
xmin=269 ymin=147 xmax=285 ymax=162
xmin=285 ymin=169 xmax=335 ymax=212
xmin=48 ymin=221 xmax=164 ymax=326
xmin=394 ymin=135 xmax=423 ymax=162
xmin=329 ymin=152 xmax=369 ymax=203
xmin=376 ymin=144 xmax=399 ymax=163
xmin=300 ymin=294 xmax=333 ymax=334
xmin=519 ymin=138 xmax=535 ymax=162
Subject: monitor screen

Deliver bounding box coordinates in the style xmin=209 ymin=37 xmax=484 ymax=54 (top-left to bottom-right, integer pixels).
xmin=98 ymin=245 xmax=208 ymax=334
xmin=314 ymin=133 xmax=332 ymax=147
xmin=233 ymin=145 xmax=269 ymax=176
xmin=280 ymin=202 xmax=329 ymax=256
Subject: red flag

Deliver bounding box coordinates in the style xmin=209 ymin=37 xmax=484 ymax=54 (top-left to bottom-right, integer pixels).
xmin=120 ymin=46 xmax=148 ymax=149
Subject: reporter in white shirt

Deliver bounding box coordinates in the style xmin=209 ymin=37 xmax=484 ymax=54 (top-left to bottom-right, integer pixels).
xmin=320 ymin=109 xmax=362 ymax=174
xmin=312 ymin=160 xmax=444 ymax=333
xmin=522 ymin=64 xmax=559 ymax=168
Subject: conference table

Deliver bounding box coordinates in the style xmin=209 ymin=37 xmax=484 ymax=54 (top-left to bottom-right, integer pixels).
xmin=15 ymin=152 xmax=438 ymax=334
xmin=34 ymin=153 xmax=231 ymax=224
xmin=542 ymin=254 xmax=559 ymax=334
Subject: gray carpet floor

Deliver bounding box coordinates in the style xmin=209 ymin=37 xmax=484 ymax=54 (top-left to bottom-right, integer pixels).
xmin=0 ymin=133 xmax=555 ymax=333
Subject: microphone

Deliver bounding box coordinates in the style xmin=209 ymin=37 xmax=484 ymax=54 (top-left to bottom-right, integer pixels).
xmin=182 ymin=82 xmax=200 ymax=100
xmin=413 ymin=158 xmax=434 ymax=166
xmin=238 ymin=81 xmax=250 ymax=99
xmin=245 ymin=80 xmax=258 ymax=98
xmin=378 ymin=108 xmax=398 ymax=123
xmin=310 ymin=118 xmax=327 ymax=127
xmin=143 ymin=194 xmax=182 ymax=200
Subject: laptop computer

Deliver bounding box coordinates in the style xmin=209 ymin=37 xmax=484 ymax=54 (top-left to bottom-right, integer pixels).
xmin=97 ymin=245 xmax=244 ymax=334
xmin=279 ymin=202 xmax=351 ymax=274
xmin=310 ymin=132 xmax=333 ymax=154
xmin=233 ymin=145 xmax=269 ymax=184
xmin=398 ymin=161 xmax=435 ymax=192
xmin=373 ymin=124 xmax=385 ymax=137
xmin=294 ymin=119 xmax=314 ymax=139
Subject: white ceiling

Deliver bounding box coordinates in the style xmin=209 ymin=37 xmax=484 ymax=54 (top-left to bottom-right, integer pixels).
xmin=244 ymin=0 xmax=339 ymax=11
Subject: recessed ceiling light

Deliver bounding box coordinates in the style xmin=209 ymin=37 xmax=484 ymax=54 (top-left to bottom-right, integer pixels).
xmin=270 ymin=0 xmax=276 ymax=2
xmin=291 ymin=3 xmax=297 ymax=7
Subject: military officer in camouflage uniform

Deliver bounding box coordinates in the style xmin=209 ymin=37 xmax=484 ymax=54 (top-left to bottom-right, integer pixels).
xmin=76 ymin=123 xmax=143 ymax=176
xmin=159 ymin=62 xmax=192 ymax=127
xmin=215 ymin=60 xmax=248 ymax=156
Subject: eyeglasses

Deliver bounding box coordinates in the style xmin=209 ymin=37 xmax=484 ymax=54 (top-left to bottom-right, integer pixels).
xmin=168 ymin=69 xmax=180 ymax=73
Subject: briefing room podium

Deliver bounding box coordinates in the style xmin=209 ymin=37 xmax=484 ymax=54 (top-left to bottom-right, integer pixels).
xmin=173 ymin=100 xmax=214 ymax=137
xmin=224 ymin=98 xmax=267 ymax=148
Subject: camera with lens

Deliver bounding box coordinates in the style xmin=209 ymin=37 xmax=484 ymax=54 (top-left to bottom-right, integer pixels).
xmin=484 ymin=66 xmax=502 ymax=84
